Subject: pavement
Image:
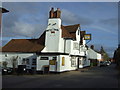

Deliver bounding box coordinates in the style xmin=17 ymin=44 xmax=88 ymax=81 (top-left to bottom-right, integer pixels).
xmin=2 ymin=64 xmax=119 ymax=88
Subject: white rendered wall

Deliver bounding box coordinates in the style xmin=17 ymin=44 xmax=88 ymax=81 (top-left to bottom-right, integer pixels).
xmin=36 ymin=56 xmax=50 ymax=71
xmin=76 ymin=29 xmax=80 ymax=42
xmin=58 ymin=55 xmax=77 ymax=72
xmin=65 ymin=40 xmax=72 ymax=53
xmin=1 ymin=53 xmax=36 ymax=69
xmin=45 ymin=18 xmax=63 ymax=52
xmin=97 ymin=53 xmax=102 ymax=60
xmin=36 ymin=55 xmax=78 ymax=72
xmin=70 ymin=41 xmax=79 ymax=55
xmin=87 ymin=48 xmax=99 ymax=59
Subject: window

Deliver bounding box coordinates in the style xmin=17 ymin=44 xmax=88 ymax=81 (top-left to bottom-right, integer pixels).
xmin=22 ymin=58 xmax=26 ymax=64
xmin=40 ymin=57 xmax=49 ymax=60
xmin=79 ymin=60 xmax=82 ymax=65
xmin=71 ymin=57 xmax=76 ymax=67
xmin=52 ymin=57 xmax=57 ymax=60
xmin=26 ymin=59 xmax=29 ymax=64
xmin=32 ymin=67 xmax=36 ymax=70
xmin=32 ymin=58 xmax=36 ymax=65
xmin=79 ymin=57 xmax=83 ymax=65
xmin=73 ymin=42 xmax=79 ymax=50
xmin=62 ymin=57 xmax=65 ymax=66
xmin=22 ymin=58 xmax=29 ymax=64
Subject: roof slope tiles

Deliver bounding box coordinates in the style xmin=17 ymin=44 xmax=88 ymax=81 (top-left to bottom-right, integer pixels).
xmin=2 ymin=32 xmax=45 ymax=53
xmin=61 ymin=24 xmax=80 ymax=40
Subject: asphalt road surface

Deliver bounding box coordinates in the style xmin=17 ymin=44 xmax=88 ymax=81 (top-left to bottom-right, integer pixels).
xmin=2 ymin=64 xmax=119 ymax=88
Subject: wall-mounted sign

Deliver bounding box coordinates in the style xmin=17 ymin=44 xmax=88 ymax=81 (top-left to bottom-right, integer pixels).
xmin=84 ymin=34 xmax=91 ymax=40
xmin=49 ymin=60 xmax=56 ymax=65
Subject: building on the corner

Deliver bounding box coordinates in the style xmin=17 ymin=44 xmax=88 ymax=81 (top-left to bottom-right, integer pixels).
xmin=1 ymin=7 xmax=101 ymax=73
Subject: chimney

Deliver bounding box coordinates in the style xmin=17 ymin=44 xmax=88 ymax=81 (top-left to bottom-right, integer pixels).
xmin=56 ymin=8 xmax=61 ymax=18
xmin=49 ymin=7 xmax=61 ymax=18
xmin=90 ymin=45 xmax=94 ymax=50
xmin=49 ymin=7 xmax=54 ymax=18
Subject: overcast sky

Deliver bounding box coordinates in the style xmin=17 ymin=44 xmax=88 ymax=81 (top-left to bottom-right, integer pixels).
xmin=2 ymin=2 xmax=118 ymax=57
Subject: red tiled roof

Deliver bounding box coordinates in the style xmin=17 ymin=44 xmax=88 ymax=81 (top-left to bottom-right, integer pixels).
xmin=2 ymin=32 xmax=45 ymax=53
xmin=61 ymin=25 xmax=72 ymax=38
xmin=61 ymin=24 xmax=80 ymax=40
xmin=63 ymin=24 xmax=80 ymax=33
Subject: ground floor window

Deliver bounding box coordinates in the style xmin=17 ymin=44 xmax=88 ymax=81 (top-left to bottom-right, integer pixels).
xmin=32 ymin=58 xmax=36 ymax=65
xmin=71 ymin=57 xmax=76 ymax=67
xmin=79 ymin=59 xmax=82 ymax=65
xmin=22 ymin=58 xmax=29 ymax=64
xmin=62 ymin=57 xmax=65 ymax=66
xmin=52 ymin=57 xmax=57 ymax=60
xmin=79 ymin=57 xmax=83 ymax=65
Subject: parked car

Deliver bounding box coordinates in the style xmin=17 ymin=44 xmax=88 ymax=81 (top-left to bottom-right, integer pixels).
xmin=100 ymin=61 xmax=111 ymax=67
xmin=2 ymin=67 xmax=13 ymax=75
xmin=105 ymin=61 xmax=111 ymax=66
xmin=100 ymin=61 xmax=107 ymax=67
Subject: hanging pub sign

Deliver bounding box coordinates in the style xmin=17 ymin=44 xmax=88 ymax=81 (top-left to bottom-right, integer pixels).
xmin=84 ymin=34 xmax=91 ymax=40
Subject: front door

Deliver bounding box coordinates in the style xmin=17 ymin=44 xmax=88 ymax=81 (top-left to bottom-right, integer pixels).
xmin=77 ymin=58 xmax=79 ymax=69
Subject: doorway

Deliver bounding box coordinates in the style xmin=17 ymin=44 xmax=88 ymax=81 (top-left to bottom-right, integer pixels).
xmin=77 ymin=58 xmax=80 ymax=69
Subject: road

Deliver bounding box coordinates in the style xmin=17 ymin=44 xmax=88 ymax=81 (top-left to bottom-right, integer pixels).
xmin=2 ymin=64 xmax=119 ymax=88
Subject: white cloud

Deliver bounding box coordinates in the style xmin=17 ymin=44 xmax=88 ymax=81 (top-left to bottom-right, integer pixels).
xmin=61 ymin=9 xmax=94 ymax=25
xmin=3 ymin=21 xmax=46 ymax=38
xmin=13 ymin=22 xmax=35 ymax=37
xmin=61 ymin=9 xmax=78 ymax=24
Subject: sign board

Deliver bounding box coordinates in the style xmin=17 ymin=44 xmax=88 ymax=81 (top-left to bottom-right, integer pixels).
xmin=49 ymin=60 xmax=56 ymax=65
xmin=84 ymin=34 xmax=91 ymax=40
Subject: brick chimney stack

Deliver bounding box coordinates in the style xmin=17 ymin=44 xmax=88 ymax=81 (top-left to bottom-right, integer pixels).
xmin=49 ymin=7 xmax=61 ymax=18
xmin=56 ymin=8 xmax=61 ymax=18
xmin=49 ymin=7 xmax=54 ymax=18
xmin=90 ymin=45 xmax=94 ymax=50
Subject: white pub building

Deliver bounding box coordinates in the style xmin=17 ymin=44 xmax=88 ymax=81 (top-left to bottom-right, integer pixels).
xmin=1 ymin=8 xmax=101 ymax=73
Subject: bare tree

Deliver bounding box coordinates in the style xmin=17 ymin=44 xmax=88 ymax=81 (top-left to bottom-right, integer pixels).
xmin=2 ymin=61 xmax=8 ymax=68
xmin=11 ymin=56 xmax=18 ymax=74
